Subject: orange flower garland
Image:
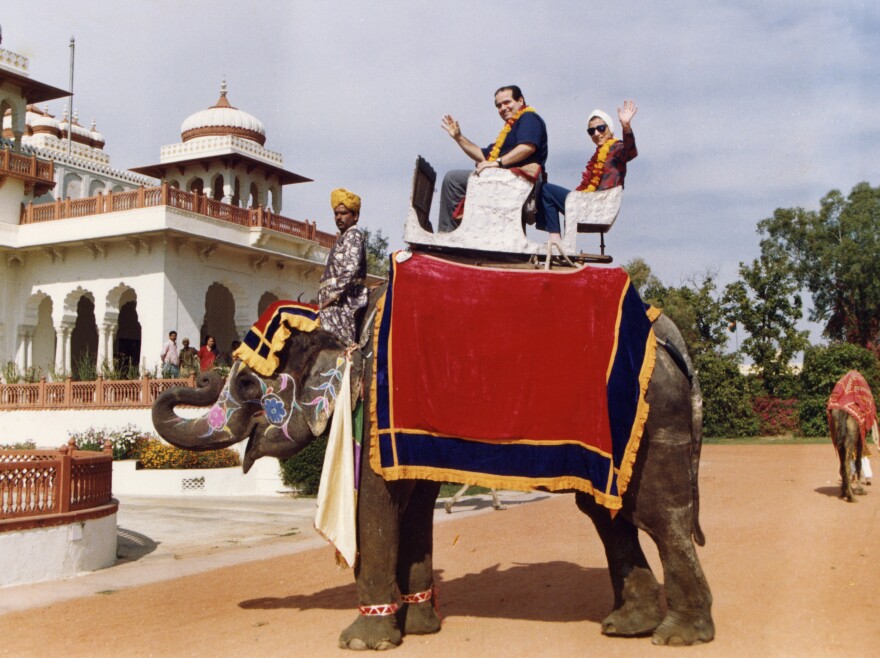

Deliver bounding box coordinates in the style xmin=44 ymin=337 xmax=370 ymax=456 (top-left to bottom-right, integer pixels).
xmin=487 ymin=106 xmax=537 ymax=161
xmin=576 ymin=138 xmax=619 ymax=192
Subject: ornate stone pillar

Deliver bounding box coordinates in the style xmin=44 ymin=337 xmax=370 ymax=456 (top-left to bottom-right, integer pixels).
xmin=16 ymin=327 xmax=29 ymax=371
xmin=24 ymin=329 xmax=34 ymax=370
xmin=96 ymin=323 xmax=111 ymax=368
xmin=55 ymin=324 xmax=73 ymax=376
xmin=222 ymin=176 xmax=233 ymax=204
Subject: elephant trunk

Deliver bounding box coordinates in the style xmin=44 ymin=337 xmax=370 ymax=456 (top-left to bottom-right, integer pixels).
xmin=152 ymin=371 xmax=248 ymax=451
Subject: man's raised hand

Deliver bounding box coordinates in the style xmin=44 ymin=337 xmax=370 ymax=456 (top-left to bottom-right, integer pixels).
xmin=441 ymin=114 xmax=461 ymax=139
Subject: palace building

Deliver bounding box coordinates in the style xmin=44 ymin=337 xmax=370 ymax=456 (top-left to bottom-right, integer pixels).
xmin=0 ymin=33 xmax=335 ymax=380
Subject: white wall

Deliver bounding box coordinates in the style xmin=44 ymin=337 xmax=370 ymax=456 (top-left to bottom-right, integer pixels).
xmin=0 ymin=513 xmax=117 ymax=587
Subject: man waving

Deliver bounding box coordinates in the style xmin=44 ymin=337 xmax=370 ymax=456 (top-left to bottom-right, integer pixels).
xmin=438 ymin=85 xmax=548 ymax=232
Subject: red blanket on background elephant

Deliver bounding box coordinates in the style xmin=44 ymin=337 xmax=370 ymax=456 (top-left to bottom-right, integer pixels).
xmin=827 ymin=370 xmax=877 ymax=445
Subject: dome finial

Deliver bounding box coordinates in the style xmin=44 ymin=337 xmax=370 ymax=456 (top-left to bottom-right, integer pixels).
xmin=213 ymin=76 xmax=232 ymax=109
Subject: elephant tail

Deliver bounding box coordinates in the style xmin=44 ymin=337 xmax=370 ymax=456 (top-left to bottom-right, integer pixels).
xmin=690 ymin=369 xmax=706 ymax=547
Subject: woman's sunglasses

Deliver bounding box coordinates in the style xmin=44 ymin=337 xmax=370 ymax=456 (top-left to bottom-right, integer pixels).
xmin=587 ymin=124 xmax=608 ymax=136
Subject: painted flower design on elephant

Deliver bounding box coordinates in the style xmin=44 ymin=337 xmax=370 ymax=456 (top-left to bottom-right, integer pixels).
xmin=258 ymin=373 xmax=300 ymax=427
xmin=305 ymin=355 xmax=345 ymax=420
xmin=262 ymin=394 xmax=287 ymax=424
xmin=200 ymin=362 xmax=245 ymax=435
xmin=207 ymin=403 xmax=227 ymax=430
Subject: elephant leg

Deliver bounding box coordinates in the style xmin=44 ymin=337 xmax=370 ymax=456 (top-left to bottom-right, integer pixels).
xmin=839 ymin=441 xmax=857 ymax=502
xmin=629 ymin=438 xmax=714 ymax=646
xmin=339 ymin=470 xmax=409 ymax=650
xmin=852 ymin=442 xmax=866 ymax=496
xmin=646 ymin=521 xmax=715 ymax=646
xmin=396 ymin=480 xmax=442 ymax=636
xmin=575 ymin=492 xmax=663 ymax=636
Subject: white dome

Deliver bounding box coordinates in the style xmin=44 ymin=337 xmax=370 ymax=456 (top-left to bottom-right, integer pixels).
xmin=180 ymin=82 xmax=266 ymax=145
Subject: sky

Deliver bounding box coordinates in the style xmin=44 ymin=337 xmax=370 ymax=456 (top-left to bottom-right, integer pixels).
xmin=3 ymin=1 xmax=878 ymax=342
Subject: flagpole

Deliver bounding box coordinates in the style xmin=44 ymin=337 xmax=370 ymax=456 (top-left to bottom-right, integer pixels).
xmin=67 ymin=36 xmax=75 ymax=161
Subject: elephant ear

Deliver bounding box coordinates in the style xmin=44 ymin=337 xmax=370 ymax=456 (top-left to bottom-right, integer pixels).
xmin=301 ymin=348 xmax=368 ymax=437
xmin=278 ymin=326 xmax=368 ymax=438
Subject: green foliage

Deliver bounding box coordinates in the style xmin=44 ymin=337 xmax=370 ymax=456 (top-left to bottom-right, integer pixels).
xmin=797 ymin=342 xmax=880 ymax=436
xmin=361 ymin=227 xmax=391 ymax=277
xmin=0 ymin=440 xmax=37 ymax=450
xmin=696 ymin=351 xmax=760 ymax=438
xmin=279 ymin=434 xmax=328 ymax=495
xmin=759 ymin=182 xmax=880 ymax=346
xmin=72 ymin=346 xmax=99 ymax=382
xmin=100 ymin=356 xmax=142 ymax=380
xmin=623 ymin=257 xmax=665 ymax=305
xmin=2 ymin=362 xmax=44 ymax=383
xmin=722 ymin=250 xmax=810 ymax=397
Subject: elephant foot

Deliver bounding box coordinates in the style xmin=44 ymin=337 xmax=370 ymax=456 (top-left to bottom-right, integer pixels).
xmin=602 ymin=604 xmax=663 ymax=637
xmin=398 ymin=601 xmax=441 ymax=636
xmin=602 ymin=567 xmax=663 ymax=637
xmin=339 ymin=614 xmax=402 ymax=651
xmin=651 ymin=609 xmax=715 ymax=646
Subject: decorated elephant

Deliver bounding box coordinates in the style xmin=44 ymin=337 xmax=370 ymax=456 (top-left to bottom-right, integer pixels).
xmin=153 ymin=261 xmax=714 ymax=650
xmin=827 ymin=370 xmax=877 ymax=502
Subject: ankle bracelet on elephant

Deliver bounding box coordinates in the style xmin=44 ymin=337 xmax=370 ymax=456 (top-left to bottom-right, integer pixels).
xmin=357 ymin=603 xmax=399 ymax=616
xmin=400 ymin=588 xmax=433 ymax=604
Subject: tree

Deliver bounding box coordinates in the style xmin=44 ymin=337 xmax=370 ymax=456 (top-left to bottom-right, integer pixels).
xmin=662 ymin=273 xmax=729 ymax=361
xmin=361 ymin=228 xmax=391 ymax=277
xmin=722 ymin=250 xmax=809 ymax=397
xmin=624 ymin=259 xmax=757 ymax=437
xmin=623 ymin=257 xmax=665 ymax=305
xmin=758 ymin=182 xmax=880 ymax=347
xmin=623 ymin=260 xmax=729 ymax=359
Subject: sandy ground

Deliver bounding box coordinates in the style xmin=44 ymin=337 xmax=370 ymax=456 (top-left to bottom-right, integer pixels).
xmin=1 ymin=444 xmax=879 ymax=657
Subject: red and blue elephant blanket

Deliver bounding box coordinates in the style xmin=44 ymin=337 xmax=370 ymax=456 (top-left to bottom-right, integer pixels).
xmin=370 ymin=252 xmax=659 ymax=510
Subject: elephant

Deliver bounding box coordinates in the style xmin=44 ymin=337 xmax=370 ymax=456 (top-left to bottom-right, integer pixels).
xmin=827 ymin=370 xmax=877 ymax=502
xmin=152 ymin=285 xmax=715 ymax=650
xmin=829 ymin=408 xmax=866 ymax=501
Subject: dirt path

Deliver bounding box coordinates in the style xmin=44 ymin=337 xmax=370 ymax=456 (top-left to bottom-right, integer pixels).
xmin=1 ymin=444 xmax=879 ymax=657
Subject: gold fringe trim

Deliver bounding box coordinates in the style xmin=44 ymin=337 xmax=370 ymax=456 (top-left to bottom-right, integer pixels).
xmin=234 ymin=313 xmax=320 ymax=377
xmin=613 ymin=326 xmax=657 ymax=499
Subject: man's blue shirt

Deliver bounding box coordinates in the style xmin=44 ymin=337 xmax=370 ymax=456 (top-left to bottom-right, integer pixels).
xmin=481 ymin=112 xmax=548 ymax=170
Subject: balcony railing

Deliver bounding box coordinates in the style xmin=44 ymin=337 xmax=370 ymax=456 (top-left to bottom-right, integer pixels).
xmin=0 ymin=147 xmax=54 ymax=184
xmin=19 ymin=182 xmax=338 ymax=249
xmin=0 ymin=374 xmax=198 ymax=410
xmin=1 ymin=439 xmax=115 ymax=532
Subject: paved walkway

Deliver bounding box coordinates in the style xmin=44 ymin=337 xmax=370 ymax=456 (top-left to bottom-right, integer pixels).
xmin=0 ymin=489 xmax=547 ymax=615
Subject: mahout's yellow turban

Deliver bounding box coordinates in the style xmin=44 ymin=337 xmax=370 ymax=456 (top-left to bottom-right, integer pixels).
xmin=330 ymin=188 xmax=361 ymax=213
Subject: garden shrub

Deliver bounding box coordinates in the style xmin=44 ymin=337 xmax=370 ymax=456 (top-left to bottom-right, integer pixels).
xmin=697 ymin=351 xmax=760 ymax=438
xmin=136 ymin=439 xmax=241 ymax=469
xmin=69 ymin=424 xmax=152 ymax=459
xmin=797 ymin=342 xmax=880 ymax=437
xmin=66 ymin=425 xmax=240 ymax=467
xmin=279 ymin=434 xmax=328 ymax=495
xmin=752 ymin=397 xmax=799 ymax=436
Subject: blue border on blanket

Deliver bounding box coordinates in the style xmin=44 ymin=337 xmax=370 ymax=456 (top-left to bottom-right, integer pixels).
xmin=373 ymin=257 xmax=652 ymax=499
